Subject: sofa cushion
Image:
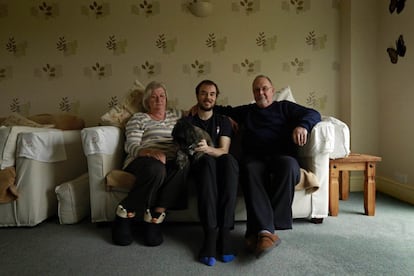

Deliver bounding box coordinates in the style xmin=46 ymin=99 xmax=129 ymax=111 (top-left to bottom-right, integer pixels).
xmin=274 ymin=86 xmax=296 ymax=102
xmin=1 ymin=113 xmax=54 ymax=128
xmin=101 ymin=80 xmax=145 ymax=128
xmin=105 ymin=169 xmax=135 ymax=192
xmin=28 ymin=113 xmax=85 ymax=130
xmin=55 ymin=173 xmax=90 ymax=224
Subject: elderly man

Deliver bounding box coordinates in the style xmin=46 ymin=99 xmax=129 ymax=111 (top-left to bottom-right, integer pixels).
xmin=215 ymin=75 xmax=321 ymax=258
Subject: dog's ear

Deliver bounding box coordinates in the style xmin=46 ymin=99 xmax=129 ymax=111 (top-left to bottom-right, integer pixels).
xmin=172 ymin=118 xmax=195 ymax=147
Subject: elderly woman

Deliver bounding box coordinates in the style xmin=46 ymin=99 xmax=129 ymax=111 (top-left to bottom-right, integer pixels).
xmin=112 ymin=81 xmax=186 ymax=247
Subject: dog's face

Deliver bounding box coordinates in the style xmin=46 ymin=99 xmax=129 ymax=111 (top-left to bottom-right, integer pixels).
xmin=172 ymin=118 xmax=200 ymax=156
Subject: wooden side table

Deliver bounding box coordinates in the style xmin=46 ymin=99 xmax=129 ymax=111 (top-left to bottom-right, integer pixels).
xmin=329 ymin=153 xmax=382 ymax=216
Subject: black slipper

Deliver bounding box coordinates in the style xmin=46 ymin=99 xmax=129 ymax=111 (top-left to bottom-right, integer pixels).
xmin=144 ymin=222 xmax=163 ymax=246
xmin=112 ymin=215 xmax=133 ymax=246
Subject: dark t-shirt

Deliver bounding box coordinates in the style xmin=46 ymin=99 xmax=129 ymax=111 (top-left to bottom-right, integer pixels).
xmin=186 ymin=113 xmax=233 ymax=147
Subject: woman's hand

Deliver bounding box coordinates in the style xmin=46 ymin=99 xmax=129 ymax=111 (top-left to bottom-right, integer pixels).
xmin=139 ymin=149 xmax=166 ymax=164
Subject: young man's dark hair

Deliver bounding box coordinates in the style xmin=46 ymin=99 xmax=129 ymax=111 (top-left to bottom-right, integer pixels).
xmin=195 ymin=79 xmax=220 ymax=97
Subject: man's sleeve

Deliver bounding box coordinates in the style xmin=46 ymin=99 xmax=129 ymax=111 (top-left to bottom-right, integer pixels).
xmin=219 ymin=115 xmax=233 ymax=138
xmin=214 ymin=104 xmax=249 ymax=124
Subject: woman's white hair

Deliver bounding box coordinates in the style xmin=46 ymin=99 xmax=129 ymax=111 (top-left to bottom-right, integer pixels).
xmin=142 ymin=81 xmax=168 ymax=111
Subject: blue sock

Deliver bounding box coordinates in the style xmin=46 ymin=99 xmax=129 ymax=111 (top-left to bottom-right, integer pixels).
xmin=199 ymin=256 xmax=216 ymax=266
xmin=220 ymin=254 xmax=235 ymax=263
xmin=199 ymin=228 xmax=217 ymax=266
xmin=218 ymin=228 xmax=236 ymax=263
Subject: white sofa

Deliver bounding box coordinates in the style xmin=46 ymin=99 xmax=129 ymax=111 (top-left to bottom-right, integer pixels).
xmin=0 ymin=126 xmax=88 ymax=227
xmin=81 ymin=116 xmax=341 ymax=224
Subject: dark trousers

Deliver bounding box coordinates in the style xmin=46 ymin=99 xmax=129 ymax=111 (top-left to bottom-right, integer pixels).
xmin=191 ymin=154 xmax=239 ymax=230
xmin=241 ymin=155 xmax=300 ymax=235
xmin=121 ymin=156 xmax=188 ymax=217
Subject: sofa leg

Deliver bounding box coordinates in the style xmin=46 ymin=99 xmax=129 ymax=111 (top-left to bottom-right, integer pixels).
xmin=310 ymin=218 xmax=324 ymax=224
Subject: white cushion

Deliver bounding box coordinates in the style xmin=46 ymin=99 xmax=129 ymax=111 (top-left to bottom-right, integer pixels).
xmin=100 ymin=80 xmax=146 ymax=128
xmin=55 ymin=173 xmax=90 ymax=224
xmin=274 ymin=86 xmax=296 ymax=102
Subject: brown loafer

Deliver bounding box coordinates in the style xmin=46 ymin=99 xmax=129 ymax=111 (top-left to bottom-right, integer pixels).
xmin=255 ymin=232 xmax=281 ymax=258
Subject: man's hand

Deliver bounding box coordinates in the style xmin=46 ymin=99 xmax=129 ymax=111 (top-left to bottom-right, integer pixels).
xmin=292 ymin=126 xmax=308 ymax=146
xmin=195 ymin=139 xmax=209 ymax=154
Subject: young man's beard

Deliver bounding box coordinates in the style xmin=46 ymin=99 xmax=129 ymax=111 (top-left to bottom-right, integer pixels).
xmin=198 ymin=103 xmax=213 ymax=112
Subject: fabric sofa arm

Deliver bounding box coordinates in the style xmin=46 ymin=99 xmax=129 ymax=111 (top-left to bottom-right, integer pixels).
xmin=81 ymin=126 xmax=124 ymax=156
xmin=81 ymin=126 xmax=126 ymax=223
xmin=299 ymin=120 xmax=334 ymax=157
xmin=17 ymin=130 xmax=67 ymax=162
xmin=1 ymin=126 xmax=58 ymax=169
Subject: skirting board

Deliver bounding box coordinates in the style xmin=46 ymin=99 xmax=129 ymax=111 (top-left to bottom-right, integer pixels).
xmin=376 ymin=176 xmax=414 ymax=205
xmin=349 ymin=174 xmax=414 ymax=205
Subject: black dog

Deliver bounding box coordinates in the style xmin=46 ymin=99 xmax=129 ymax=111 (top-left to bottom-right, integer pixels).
xmin=172 ymin=118 xmax=213 ymax=169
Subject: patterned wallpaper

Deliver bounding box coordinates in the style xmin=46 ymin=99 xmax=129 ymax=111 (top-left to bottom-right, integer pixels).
xmin=0 ymin=0 xmax=341 ymax=126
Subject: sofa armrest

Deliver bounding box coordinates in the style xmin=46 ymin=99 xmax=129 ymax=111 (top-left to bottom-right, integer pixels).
xmin=1 ymin=126 xmax=58 ymax=169
xmin=81 ymin=126 xmax=124 ymax=157
xmin=299 ymin=120 xmax=335 ymax=157
xmin=81 ymin=126 xmax=126 ymax=222
xmin=321 ymin=116 xmax=350 ymax=159
xmin=297 ymin=120 xmax=335 ymax=219
xmin=0 ymin=129 xmax=88 ymax=227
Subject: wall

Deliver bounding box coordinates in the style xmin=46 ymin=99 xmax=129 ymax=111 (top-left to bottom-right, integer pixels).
xmin=0 ymin=0 xmax=340 ymax=126
xmin=340 ymin=0 xmax=380 ymax=192
xmin=339 ymin=0 xmax=413 ymax=203
xmin=376 ymin=0 xmax=414 ymax=203
xmin=1 ymin=0 xmax=413 ymax=203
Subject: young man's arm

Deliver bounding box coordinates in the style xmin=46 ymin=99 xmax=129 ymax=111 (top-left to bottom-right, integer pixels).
xmin=195 ymin=136 xmax=230 ymax=158
xmin=194 ymin=115 xmax=233 ymax=157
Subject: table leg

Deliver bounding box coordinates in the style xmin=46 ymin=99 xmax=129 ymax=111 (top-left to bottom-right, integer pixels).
xmin=339 ymin=171 xmax=350 ymax=200
xmin=329 ymin=163 xmax=340 ymax=216
xmin=364 ymin=162 xmax=376 ymax=216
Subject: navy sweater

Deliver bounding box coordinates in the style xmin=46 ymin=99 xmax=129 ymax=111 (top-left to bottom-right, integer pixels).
xmin=215 ymin=101 xmax=321 ymax=157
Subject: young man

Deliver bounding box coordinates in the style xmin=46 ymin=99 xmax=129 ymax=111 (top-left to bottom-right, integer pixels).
xmin=214 ymin=75 xmax=321 ymax=258
xmin=186 ymin=80 xmax=239 ymax=266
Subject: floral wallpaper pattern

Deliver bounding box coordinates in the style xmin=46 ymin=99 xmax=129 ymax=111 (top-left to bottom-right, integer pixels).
xmin=0 ymin=0 xmax=340 ymax=125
